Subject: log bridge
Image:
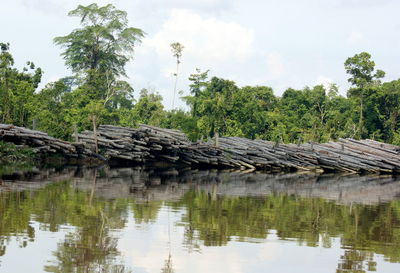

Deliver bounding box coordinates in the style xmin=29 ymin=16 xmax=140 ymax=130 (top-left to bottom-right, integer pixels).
xmin=2 ymin=123 xmax=400 ymax=174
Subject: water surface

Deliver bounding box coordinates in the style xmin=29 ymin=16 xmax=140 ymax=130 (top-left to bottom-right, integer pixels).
xmin=1 ymin=167 xmax=400 ymax=272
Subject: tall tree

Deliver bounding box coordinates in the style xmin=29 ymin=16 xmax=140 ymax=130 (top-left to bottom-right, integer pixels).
xmin=54 ymin=3 xmax=144 ymax=105
xmin=0 ymin=42 xmax=14 ymax=123
xmin=170 ymin=42 xmax=184 ymax=109
xmin=344 ymin=52 xmax=385 ymax=138
xmin=184 ymin=68 xmax=209 ymax=117
xmin=54 ymin=3 xmax=145 ymax=78
xmin=52 ymin=4 xmax=144 ymax=136
xmin=0 ymin=43 xmax=42 ymax=126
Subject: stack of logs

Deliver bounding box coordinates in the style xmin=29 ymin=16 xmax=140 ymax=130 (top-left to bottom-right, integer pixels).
xmin=75 ymin=124 xmax=400 ymax=174
xmin=2 ymin=123 xmax=400 ymax=174
xmin=0 ymin=124 xmax=99 ymax=160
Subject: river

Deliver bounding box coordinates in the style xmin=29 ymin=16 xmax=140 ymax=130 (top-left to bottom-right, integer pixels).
xmin=1 ymin=166 xmax=400 ymax=272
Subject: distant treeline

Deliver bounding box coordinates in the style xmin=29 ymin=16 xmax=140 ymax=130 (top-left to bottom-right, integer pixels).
xmin=1 ymin=3 xmax=400 ymax=144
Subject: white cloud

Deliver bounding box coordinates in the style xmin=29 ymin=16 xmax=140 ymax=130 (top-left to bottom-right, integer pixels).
xmin=142 ymin=9 xmax=255 ymax=65
xmin=316 ymin=75 xmax=334 ymax=90
xmin=347 ymin=31 xmax=365 ymax=44
xmin=5 ymin=0 xmax=395 ymax=109
xmin=337 ymin=0 xmax=396 ymax=8
xmin=143 ymin=0 xmax=232 ymax=12
xmin=134 ymin=8 xmax=256 ymax=108
xmin=266 ymin=52 xmax=285 ymax=80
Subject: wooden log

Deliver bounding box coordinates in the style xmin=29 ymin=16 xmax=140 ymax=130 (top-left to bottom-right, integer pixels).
xmin=5 ymin=122 xmax=400 ymax=174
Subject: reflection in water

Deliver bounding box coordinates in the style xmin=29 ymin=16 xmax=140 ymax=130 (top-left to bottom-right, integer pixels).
xmin=161 ymin=253 xmax=174 ymax=273
xmin=0 ymin=166 xmax=400 ymax=272
xmin=44 ymin=170 xmax=131 ymax=273
xmin=337 ymin=250 xmax=377 ymax=273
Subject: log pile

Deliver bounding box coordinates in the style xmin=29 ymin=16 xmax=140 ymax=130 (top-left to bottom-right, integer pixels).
xmin=305 ymin=139 xmax=400 ymax=173
xmin=0 ymin=124 xmax=99 ymax=161
xmin=3 ymin=123 xmax=400 ymax=174
xmin=75 ymin=124 xmax=400 ymax=174
xmin=74 ymin=125 xmax=150 ymax=162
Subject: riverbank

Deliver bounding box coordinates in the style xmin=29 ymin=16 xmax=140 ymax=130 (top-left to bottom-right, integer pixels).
xmin=0 ymin=140 xmax=34 ymax=163
xmin=2 ymin=123 xmax=400 ymax=174
xmin=0 ymin=141 xmax=35 ymax=175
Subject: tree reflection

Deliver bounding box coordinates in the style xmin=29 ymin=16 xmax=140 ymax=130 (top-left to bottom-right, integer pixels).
xmin=0 ymin=178 xmax=131 ymax=272
xmin=44 ymin=171 xmax=131 ymax=273
xmin=131 ymin=201 xmax=162 ymax=225
xmin=2 ymin=169 xmax=400 ymax=272
xmin=0 ymin=190 xmax=37 ymax=256
xmin=161 ymin=253 xmax=174 ymax=273
xmin=336 ymin=250 xmax=376 ymax=273
xmin=172 ymin=190 xmax=400 ymax=271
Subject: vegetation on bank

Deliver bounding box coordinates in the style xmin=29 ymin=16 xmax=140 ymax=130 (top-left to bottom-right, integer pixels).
xmin=0 ymin=141 xmax=34 ymax=175
xmin=0 ymin=141 xmax=33 ymax=163
xmin=1 ymin=3 xmax=400 ymax=145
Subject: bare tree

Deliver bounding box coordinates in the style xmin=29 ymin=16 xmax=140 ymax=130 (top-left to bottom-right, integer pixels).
xmin=170 ymin=42 xmax=184 ymax=109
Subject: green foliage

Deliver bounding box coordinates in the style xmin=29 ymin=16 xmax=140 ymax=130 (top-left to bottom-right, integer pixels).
xmin=344 ymin=52 xmax=385 ymax=89
xmin=54 ymin=3 xmax=145 ymax=78
xmin=344 ymin=52 xmax=386 ymax=138
xmin=182 ymin=74 xmax=361 ymax=143
xmin=0 ymin=141 xmax=33 ymax=160
xmin=180 ymin=56 xmax=400 ymax=144
xmin=2 ymin=7 xmax=400 ymax=149
xmin=160 ymin=109 xmax=200 ymax=141
xmin=1 ymin=4 xmax=140 ymax=140
xmin=0 ymin=141 xmax=34 ymax=173
xmin=32 ymin=80 xmax=73 ymax=139
xmin=191 ymin=76 xmax=240 ymax=138
xmin=376 ymin=80 xmax=400 ymax=142
xmin=230 ymin=86 xmax=277 ymax=139
xmin=275 ymin=85 xmax=354 ymax=142
xmin=0 ymin=43 xmax=42 ymax=127
xmin=128 ymin=88 xmax=165 ymax=127
xmin=185 ymin=68 xmax=209 ymax=117
xmin=47 ymin=3 xmax=144 ymax=138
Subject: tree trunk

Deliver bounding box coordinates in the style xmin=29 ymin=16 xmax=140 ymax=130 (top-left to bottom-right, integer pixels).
xmin=92 ymin=115 xmax=99 ymax=154
xmin=73 ymin=123 xmax=79 ymax=142
xmin=172 ymin=61 xmax=179 ymax=109
xmin=359 ymin=91 xmax=364 ymax=139
xmin=215 ymin=130 xmax=219 ymax=148
xmin=32 ymin=119 xmax=37 ymax=130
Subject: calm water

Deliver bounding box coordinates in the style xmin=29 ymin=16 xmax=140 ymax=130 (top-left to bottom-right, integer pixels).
xmin=1 ymin=167 xmax=400 ymax=273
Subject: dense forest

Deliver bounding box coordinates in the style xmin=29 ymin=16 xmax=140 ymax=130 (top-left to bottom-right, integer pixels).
xmin=1 ymin=3 xmax=400 ymax=144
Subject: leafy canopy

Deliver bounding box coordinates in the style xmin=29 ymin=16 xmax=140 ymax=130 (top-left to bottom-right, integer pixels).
xmin=344 ymin=52 xmax=385 ymax=89
xmin=54 ymin=3 xmax=145 ymax=77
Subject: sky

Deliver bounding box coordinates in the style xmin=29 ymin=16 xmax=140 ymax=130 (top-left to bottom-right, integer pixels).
xmin=1 ymin=0 xmax=400 ymax=109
